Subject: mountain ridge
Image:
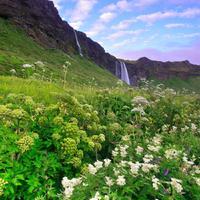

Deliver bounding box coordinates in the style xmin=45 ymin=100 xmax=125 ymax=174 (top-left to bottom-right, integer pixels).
xmin=0 ymin=0 xmax=200 ymax=85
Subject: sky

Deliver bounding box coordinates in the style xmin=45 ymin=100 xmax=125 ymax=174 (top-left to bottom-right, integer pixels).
xmin=52 ymin=0 xmax=200 ymax=64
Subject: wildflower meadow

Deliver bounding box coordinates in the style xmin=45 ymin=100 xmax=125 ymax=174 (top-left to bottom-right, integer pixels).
xmin=0 ymin=64 xmax=199 ymax=199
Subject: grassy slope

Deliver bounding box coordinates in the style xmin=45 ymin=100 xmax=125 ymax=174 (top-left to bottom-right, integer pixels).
xmin=0 ymin=18 xmax=118 ymax=88
xmin=152 ymin=77 xmax=200 ymax=93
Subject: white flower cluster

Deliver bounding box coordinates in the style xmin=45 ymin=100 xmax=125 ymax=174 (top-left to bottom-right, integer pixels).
xmin=132 ymin=96 xmax=149 ymax=107
xmin=165 ymin=148 xmax=181 ymax=159
xmin=88 ymin=159 xmax=111 ymax=175
xmin=152 ymin=176 xmax=160 ymax=190
xmin=112 ymin=145 xmax=129 ymax=158
xmin=131 ymin=96 xmax=149 ymax=115
xmin=62 ymin=177 xmax=82 ymax=199
xmin=147 ymin=135 xmax=162 ymax=153
xmin=22 ymin=64 xmax=32 ymax=68
xmin=171 ymin=178 xmax=183 ymax=194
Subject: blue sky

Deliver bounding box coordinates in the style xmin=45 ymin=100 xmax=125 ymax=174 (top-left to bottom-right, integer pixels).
xmin=52 ymin=0 xmax=200 ymax=64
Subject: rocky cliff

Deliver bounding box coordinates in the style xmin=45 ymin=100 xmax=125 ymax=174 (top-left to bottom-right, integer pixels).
xmin=0 ymin=0 xmax=200 ymax=85
xmin=126 ymin=57 xmax=200 ymax=85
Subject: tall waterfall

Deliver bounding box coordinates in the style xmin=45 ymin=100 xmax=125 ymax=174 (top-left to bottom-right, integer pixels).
xmin=74 ymin=30 xmax=83 ymax=57
xmin=116 ymin=61 xmax=130 ymax=85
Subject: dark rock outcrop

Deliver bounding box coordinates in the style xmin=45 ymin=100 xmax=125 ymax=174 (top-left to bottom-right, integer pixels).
xmin=0 ymin=0 xmax=200 ymax=85
xmin=126 ymin=58 xmax=200 ymax=85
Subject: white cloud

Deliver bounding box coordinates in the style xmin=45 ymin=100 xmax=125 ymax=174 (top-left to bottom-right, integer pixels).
xmin=101 ymin=0 xmax=159 ymax=12
xmin=136 ymin=8 xmax=200 ymax=24
xmin=69 ymin=0 xmax=98 ymax=29
xmin=86 ymin=11 xmax=116 ymax=37
xmin=112 ymin=19 xmax=136 ymax=30
xmin=106 ymin=29 xmax=146 ymax=40
xmin=99 ymin=12 xmax=116 ymax=23
xmin=134 ymin=0 xmax=159 ymax=7
xmin=112 ymin=38 xmax=138 ymax=48
xmin=165 ymin=23 xmax=191 ymax=29
xmin=164 ymin=32 xmax=200 ymax=39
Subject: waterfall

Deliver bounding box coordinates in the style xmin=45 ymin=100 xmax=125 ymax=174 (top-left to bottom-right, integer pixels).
xmin=74 ymin=29 xmax=83 ymax=57
xmin=116 ymin=61 xmax=130 ymax=85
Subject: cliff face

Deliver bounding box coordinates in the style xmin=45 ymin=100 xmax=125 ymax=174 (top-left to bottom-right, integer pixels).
xmin=126 ymin=57 xmax=200 ymax=85
xmin=0 ymin=0 xmax=200 ymax=84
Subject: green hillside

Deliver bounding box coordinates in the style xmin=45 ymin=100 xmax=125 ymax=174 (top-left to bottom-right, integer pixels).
xmin=0 ymin=18 xmax=118 ymax=88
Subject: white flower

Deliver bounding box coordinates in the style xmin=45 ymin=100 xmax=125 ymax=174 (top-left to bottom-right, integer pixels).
xmin=112 ymin=148 xmax=118 ymax=157
xmin=88 ymin=164 xmax=97 ymax=175
xmin=119 ymin=145 xmax=129 ymax=158
xmin=147 ymin=145 xmax=161 ymax=152
xmin=105 ymin=176 xmax=114 ymax=187
xmin=152 ymin=135 xmax=162 ymax=145
xmin=22 ymin=64 xmax=32 ymax=68
xmin=165 ymin=149 xmax=180 ymax=159
xmin=10 ymin=69 xmax=16 ymax=74
xmin=131 ymin=107 xmax=145 ymax=115
xmin=94 ymin=160 xmax=103 ymax=170
xmin=104 ymin=159 xmax=111 ymax=167
xmin=171 ymin=178 xmax=183 ymax=194
xmin=61 ymin=177 xmax=82 ymax=188
xmin=152 ymin=176 xmax=160 ymax=190
xmin=143 ymin=154 xmax=154 ymax=163
xmin=129 ymin=162 xmax=140 ymax=176
xmin=141 ymin=163 xmax=155 ymax=173
xmin=64 ymin=187 xmax=74 ymax=199
xmin=116 ymin=175 xmax=126 ymax=186
xmin=135 ymin=146 xmax=144 ymax=155
xmin=132 ymin=96 xmax=149 ymax=106
xmin=34 ymin=61 xmax=45 ymax=68
xmin=62 ymin=177 xmax=82 ymax=199
xmin=195 ymin=178 xmax=200 ymax=186
xmin=182 ymin=154 xmax=194 ymax=166
xmin=181 ymin=126 xmax=189 ymax=132
xmin=90 ymin=192 xmax=101 ymax=200
xmin=191 ymin=123 xmax=197 ymax=131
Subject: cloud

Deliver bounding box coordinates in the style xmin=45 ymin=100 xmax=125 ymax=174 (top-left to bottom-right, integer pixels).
xmin=106 ymin=29 xmax=146 ymax=40
xmin=164 ymin=33 xmax=200 ymax=39
xmin=112 ymin=18 xmax=136 ymax=30
xmin=112 ymin=38 xmax=138 ymax=48
xmin=99 ymin=12 xmax=116 ymax=23
xmin=86 ymin=0 xmax=160 ymax=37
xmin=136 ymin=8 xmax=200 ymax=24
xmin=86 ymin=11 xmax=116 ymax=37
xmin=102 ymin=0 xmax=159 ymax=13
xmin=69 ymin=0 xmax=98 ymax=29
xmin=134 ymin=0 xmax=159 ymax=7
xmin=165 ymin=23 xmax=191 ymax=29
xmin=115 ymin=40 xmax=200 ymax=64
xmin=168 ymin=0 xmax=200 ymax=4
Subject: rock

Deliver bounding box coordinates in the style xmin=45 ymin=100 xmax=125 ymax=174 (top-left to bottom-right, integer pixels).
xmin=125 ymin=58 xmax=200 ymax=85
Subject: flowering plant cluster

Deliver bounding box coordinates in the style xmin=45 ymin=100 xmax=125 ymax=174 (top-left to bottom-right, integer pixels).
xmin=0 ymin=82 xmax=199 ymax=199
xmin=0 ymin=93 xmax=106 ymax=199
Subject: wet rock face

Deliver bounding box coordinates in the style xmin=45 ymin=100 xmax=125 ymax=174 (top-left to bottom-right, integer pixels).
xmin=0 ymin=0 xmax=200 ymax=85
